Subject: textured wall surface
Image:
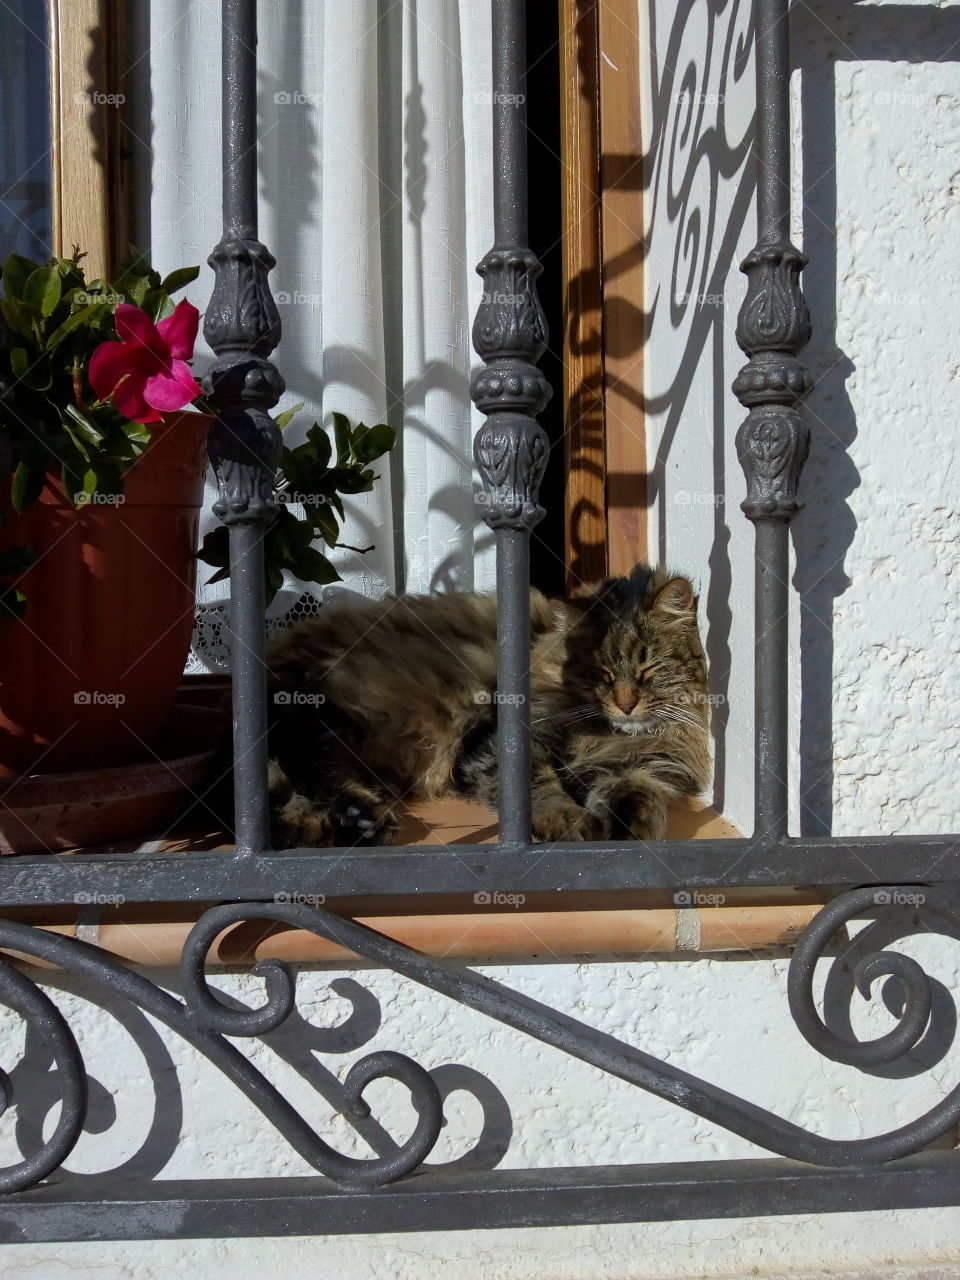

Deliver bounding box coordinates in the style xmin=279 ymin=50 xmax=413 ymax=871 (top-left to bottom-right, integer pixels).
xmin=5 ymin=0 xmax=960 ymax=1276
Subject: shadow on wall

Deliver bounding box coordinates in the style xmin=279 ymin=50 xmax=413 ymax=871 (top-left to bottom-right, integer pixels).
xmin=791 ymin=0 xmax=960 ymax=835
xmin=633 ymin=0 xmax=960 ymax=832
xmin=630 ymin=0 xmax=756 ymax=818
xmin=12 ymin=969 xmax=513 ymax=1184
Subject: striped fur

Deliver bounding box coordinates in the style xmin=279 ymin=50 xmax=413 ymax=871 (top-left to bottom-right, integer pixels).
xmin=265 ymin=564 xmax=711 ymax=848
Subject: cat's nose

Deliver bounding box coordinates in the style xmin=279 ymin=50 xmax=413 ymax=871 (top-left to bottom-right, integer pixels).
xmin=612 ymin=683 xmax=638 ymax=714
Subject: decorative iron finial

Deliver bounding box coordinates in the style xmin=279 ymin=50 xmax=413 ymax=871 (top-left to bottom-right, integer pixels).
xmin=733 ymin=238 xmax=812 ymax=519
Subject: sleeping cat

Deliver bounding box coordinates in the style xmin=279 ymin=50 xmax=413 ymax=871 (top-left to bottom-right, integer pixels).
xmin=265 ymin=563 xmax=712 ymax=848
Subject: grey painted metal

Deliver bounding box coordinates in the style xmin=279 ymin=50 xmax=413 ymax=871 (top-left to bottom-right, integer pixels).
xmin=471 ymin=0 xmax=551 ymax=845
xmin=733 ymin=0 xmax=812 ymax=839
xmin=0 ymin=840 xmax=958 ymax=907
xmin=202 ymin=0 xmax=284 ymax=855
xmin=3 ymin=1153 xmax=960 ymax=1242
xmin=0 ymin=0 xmax=956 ymax=1244
xmin=1 ymin=888 xmax=960 ymax=1206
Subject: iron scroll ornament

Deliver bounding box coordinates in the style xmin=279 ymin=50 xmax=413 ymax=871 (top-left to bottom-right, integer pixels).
xmin=0 ymin=888 xmax=958 ymax=1193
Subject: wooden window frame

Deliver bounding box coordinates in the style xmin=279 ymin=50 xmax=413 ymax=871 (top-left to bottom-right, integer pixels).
xmin=48 ymin=0 xmax=130 ymax=278
xmin=560 ymin=0 xmax=649 ymax=585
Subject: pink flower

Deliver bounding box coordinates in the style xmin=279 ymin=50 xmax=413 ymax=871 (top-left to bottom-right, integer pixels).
xmin=88 ymin=300 xmax=201 ymax=423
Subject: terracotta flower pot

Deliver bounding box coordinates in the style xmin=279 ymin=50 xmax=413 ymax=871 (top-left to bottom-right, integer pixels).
xmin=0 ymin=409 xmax=211 ymax=776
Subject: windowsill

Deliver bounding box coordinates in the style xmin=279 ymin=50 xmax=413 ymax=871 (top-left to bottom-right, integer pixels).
xmin=0 ymin=798 xmax=833 ymax=968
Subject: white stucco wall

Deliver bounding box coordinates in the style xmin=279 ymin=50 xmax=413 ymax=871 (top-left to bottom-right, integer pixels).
xmin=5 ymin=2 xmax=960 ymax=1277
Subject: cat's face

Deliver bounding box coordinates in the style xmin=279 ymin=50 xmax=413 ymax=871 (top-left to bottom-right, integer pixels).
xmin=564 ymin=569 xmax=708 ymax=736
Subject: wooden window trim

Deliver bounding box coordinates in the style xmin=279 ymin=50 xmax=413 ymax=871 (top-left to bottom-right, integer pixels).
xmin=560 ymin=0 xmax=649 ymax=585
xmin=48 ymin=0 xmax=129 ymax=278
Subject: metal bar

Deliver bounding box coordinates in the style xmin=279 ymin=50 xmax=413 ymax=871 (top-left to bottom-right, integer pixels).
xmin=2 ymin=1153 xmax=960 ymax=1241
xmin=0 ymin=839 xmax=957 ymax=907
xmin=754 ymin=519 xmax=790 ymax=835
xmin=734 ymin=0 xmax=812 ymax=841
xmin=471 ymin=0 xmax=552 ymax=847
xmin=221 ymin=0 xmax=257 ymax=241
xmin=226 ymin=524 xmax=272 ymax=853
xmin=492 ymin=0 xmax=526 ymax=242
xmin=756 ymin=0 xmax=790 ymax=243
xmin=496 ymin=530 xmax=533 ymax=842
xmin=202 ymin=0 xmax=285 ymax=855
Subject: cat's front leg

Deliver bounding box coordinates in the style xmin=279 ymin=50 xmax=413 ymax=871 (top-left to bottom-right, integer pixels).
xmin=583 ymin=768 xmax=673 ymax=842
xmin=531 ymin=766 xmax=603 ymax=843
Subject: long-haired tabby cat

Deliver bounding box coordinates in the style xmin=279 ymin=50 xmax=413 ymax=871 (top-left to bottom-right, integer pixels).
xmin=265 ymin=563 xmax=711 ymax=848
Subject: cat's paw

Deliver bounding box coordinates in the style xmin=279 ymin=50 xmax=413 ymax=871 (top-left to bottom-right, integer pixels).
xmin=330 ymin=793 xmax=398 ymax=846
xmin=532 ymin=798 xmax=603 ymax=843
xmin=587 ymin=791 xmax=668 ymax=842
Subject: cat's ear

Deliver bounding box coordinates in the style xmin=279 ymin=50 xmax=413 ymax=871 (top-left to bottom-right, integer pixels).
xmin=652 ymin=576 xmax=697 ymax=619
xmin=553 ymin=595 xmax=597 ymax=630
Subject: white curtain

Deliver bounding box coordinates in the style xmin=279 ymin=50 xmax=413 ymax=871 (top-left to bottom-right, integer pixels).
xmin=132 ymin=0 xmax=496 ymax=670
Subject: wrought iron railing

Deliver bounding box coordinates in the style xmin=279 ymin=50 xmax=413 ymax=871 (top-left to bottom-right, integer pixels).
xmin=0 ymin=0 xmax=958 ymax=1242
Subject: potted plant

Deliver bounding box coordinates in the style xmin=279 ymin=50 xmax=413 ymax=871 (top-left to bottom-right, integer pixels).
xmin=0 ymin=248 xmax=211 ymax=780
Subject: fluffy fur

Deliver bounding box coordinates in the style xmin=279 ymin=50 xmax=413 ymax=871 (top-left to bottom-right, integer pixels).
xmin=265 ymin=564 xmax=712 ymax=848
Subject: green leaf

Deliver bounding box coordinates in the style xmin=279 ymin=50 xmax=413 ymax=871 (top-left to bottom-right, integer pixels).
xmin=116 ymin=276 xmax=151 ymax=306
xmin=0 ymin=582 xmax=28 ymax=619
xmin=304 ymin=422 xmax=332 ymax=468
xmin=265 ymin=564 xmax=285 ymax=604
xmin=23 ymin=267 xmax=62 ymax=316
xmin=46 ymin=301 xmax=108 ymax=347
xmin=289 ymin=545 xmax=340 ymax=587
xmin=121 ymin=419 xmax=151 ymax=446
xmin=9 ymin=346 xmax=51 ymax=392
xmin=1 ymin=254 xmax=37 ymax=302
xmin=70 ymin=468 xmax=101 ymax=506
xmin=197 ymin=525 xmax=230 ymax=570
xmin=332 ymin=411 xmax=351 ymax=463
xmin=311 ymin=502 xmax=340 ymax=547
xmin=351 ymin=421 xmax=395 ymax=464
xmin=58 ymin=461 xmax=82 ymax=507
xmin=1 ymin=298 xmax=36 ymax=339
xmin=10 ymin=461 xmax=45 ymax=512
xmin=62 ymin=423 xmax=90 ymax=461
xmin=113 ymin=250 xmax=160 ymax=291
xmin=64 ymin=403 xmax=105 ymax=447
xmin=275 ymin=400 xmax=304 ymax=431
xmin=159 ymin=266 xmax=200 ymax=294
xmin=327 ymin=464 xmax=376 ymax=495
